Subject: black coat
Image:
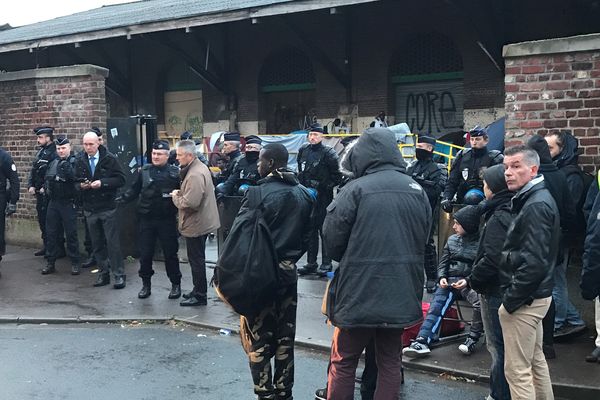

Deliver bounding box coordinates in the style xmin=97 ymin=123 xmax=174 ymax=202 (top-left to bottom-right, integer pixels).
xmin=219 ymin=154 xmax=260 ymax=196
xmin=437 ymin=232 xmax=480 ymax=281
xmin=75 ymin=145 xmax=126 ymax=213
xmin=469 ymin=190 xmax=514 ymax=297
xmin=121 ymin=163 xmax=180 ymax=218
xmin=406 ymin=158 xmax=447 ymax=210
xmin=500 ymin=177 xmax=560 ymax=313
xmin=323 ymin=127 xmax=431 ymax=329
xmin=0 ymin=148 xmax=20 ymax=204
xmin=28 ymin=142 xmax=57 ymax=190
xmin=297 ymin=142 xmax=342 ymax=200
xmin=581 ymin=175 xmax=600 ymax=300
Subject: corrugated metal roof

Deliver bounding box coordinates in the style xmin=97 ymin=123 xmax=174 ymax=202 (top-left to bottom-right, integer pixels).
xmin=0 ymin=0 xmax=294 ymax=45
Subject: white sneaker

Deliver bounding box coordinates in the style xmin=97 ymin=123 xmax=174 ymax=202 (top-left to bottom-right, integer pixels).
xmin=402 ymin=341 xmax=431 ymax=358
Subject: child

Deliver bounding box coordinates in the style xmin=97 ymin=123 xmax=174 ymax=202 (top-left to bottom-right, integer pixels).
xmin=403 ymin=205 xmax=483 ymax=357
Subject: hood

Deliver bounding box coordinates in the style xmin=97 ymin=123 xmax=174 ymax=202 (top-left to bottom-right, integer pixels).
xmin=345 ymin=127 xmax=406 ymax=178
xmin=259 ymin=168 xmax=299 ymax=186
xmin=527 ymin=135 xmax=553 ymax=165
xmin=554 ymin=133 xmax=579 ymax=168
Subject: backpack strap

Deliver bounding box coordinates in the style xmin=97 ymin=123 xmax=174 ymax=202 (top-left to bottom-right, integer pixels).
xmin=248 ymin=185 xmax=262 ymax=210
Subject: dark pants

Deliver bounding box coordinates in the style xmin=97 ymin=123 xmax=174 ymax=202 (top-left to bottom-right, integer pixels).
xmin=328 ymin=327 xmax=403 ymax=400
xmin=240 ymin=283 xmax=297 ymax=400
xmin=481 ymin=295 xmax=511 ymax=400
xmin=46 ymin=199 xmax=79 ymax=265
xmin=35 ymin=193 xmax=48 ymax=247
xmin=418 ymin=285 xmax=483 ymax=344
xmin=424 ymin=220 xmax=438 ymax=281
xmin=83 ymin=216 xmax=93 ymax=256
xmin=0 ymin=194 xmax=6 ymax=255
xmin=86 ymin=208 xmax=124 ymax=278
xmin=307 ymin=195 xmax=331 ymax=265
xmin=542 ymin=298 xmax=555 ymax=348
xmin=185 ymin=235 xmax=207 ymax=298
xmin=361 ymin=339 xmax=378 ymax=398
xmin=138 ymin=217 xmax=181 ymax=284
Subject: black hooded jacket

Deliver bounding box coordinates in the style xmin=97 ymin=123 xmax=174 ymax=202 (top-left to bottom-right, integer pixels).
xmin=581 ymin=176 xmax=600 ymax=300
xmin=553 ymin=133 xmax=584 ymax=206
xmin=500 ymin=176 xmax=560 ymax=313
xmin=323 ymin=127 xmax=431 ymax=329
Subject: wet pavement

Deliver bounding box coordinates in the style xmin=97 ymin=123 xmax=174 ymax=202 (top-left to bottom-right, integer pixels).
xmin=0 ymin=242 xmax=598 ymax=399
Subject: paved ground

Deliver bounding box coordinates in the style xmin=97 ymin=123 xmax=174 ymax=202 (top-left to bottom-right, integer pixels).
xmin=0 ymin=242 xmax=598 ymax=399
xmin=0 ymin=323 xmax=491 ymax=400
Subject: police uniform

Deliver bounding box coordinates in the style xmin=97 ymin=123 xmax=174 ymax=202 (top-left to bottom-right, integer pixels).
xmin=296 ymin=124 xmax=342 ymax=275
xmin=120 ymin=140 xmax=182 ymax=299
xmin=215 ymin=132 xmax=244 ymax=185
xmin=442 ymin=127 xmax=503 ymax=209
xmin=0 ymin=147 xmax=20 ymax=258
xmin=42 ymin=136 xmax=81 ymax=275
xmin=167 ymin=131 xmax=209 ymax=167
xmin=28 ymin=127 xmax=58 ymax=255
xmin=407 ymin=136 xmax=448 ymax=289
xmin=216 ymin=135 xmax=262 ymax=196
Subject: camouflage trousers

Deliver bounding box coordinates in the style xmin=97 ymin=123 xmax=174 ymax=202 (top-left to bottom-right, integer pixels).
xmin=240 ymin=283 xmax=297 ymax=400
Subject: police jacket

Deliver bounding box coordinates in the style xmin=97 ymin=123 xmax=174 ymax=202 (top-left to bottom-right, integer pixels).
xmin=443 ymin=147 xmax=503 ymax=203
xmin=469 ymin=191 xmax=514 ymax=298
xmin=0 ymin=148 xmax=20 ymax=204
xmin=28 ymin=142 xmax=57 ymax=190
xmin=219 ymin=153 xmax=260 ymax=196
xmin=238 ymin=168 xmax=313 ymax=286
xmin=581 ymin=176 xmax=600 ymax=300
xmin=407 ymin=158 xmax=447 ymax=209
xmin=168 ymin=149 xmax=209 ymax=167
xmin=216 ymin=150 xmax=243 ymax=184
xmin=323 ymin=128 xmax=431 ymax=329
xmin=75 ymin=146 xmax=126 ymax=213
xmin=500 ymin=176 xmax=560 ymax=314
xmin=297 ymin=142 xmax=342 ymax=198
xmin=45 ymin=155 xmax=77 ymax=201
xmin=121 ymin=163 xmax=180 ymax=218
xmin=437 ymin=232 xmax=479 ymax=281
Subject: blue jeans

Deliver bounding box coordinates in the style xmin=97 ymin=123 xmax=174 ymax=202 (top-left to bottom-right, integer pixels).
xmin=481 ymin=295 xmax=511 ymax=400
xmin=553 ymin=249 xmax=584 ymax=329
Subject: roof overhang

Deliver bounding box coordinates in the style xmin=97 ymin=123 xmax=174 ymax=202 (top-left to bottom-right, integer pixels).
xmin=0 ymin=0 xmax=378 ymax=54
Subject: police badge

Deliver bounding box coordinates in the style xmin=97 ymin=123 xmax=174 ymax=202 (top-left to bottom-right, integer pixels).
xmin=462 ymin=168 xmax=469 ymax=181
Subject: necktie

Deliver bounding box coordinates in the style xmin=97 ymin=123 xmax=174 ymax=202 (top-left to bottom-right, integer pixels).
xmin=89 ymin=156 xmax=96 ymax=176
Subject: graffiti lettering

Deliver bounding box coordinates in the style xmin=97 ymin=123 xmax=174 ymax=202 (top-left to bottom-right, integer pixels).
xmin=405 ymin=90 xmax=462 ymax=134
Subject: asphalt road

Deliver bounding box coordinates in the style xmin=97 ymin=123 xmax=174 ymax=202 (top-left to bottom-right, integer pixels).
xmin=0 ymin=322 xmax=489 ymax=400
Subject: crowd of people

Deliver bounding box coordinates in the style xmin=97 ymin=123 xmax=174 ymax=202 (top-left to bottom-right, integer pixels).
xmin=0 ymin=123 xmax=598 ymax=400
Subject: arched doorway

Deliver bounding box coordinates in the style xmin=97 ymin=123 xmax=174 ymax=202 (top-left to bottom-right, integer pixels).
xmin=259 ymin=47 xmax=316 ymax=134
xmin=390 ymin=33 xmax=464 ymax=137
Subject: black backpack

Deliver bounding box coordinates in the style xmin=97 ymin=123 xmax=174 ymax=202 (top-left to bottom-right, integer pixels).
xmin=213 ymin=185 xmax=280 ymax=317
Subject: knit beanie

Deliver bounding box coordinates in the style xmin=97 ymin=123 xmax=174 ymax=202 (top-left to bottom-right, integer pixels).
xmin=527 ymin=134 xmax=553 ymax=164
xmin=483 ymin=164 xmax=508 ymax=194
xmin=453 ymin=205 xmax=481 ymax=234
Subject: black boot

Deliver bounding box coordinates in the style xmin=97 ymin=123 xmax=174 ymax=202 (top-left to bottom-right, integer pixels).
xmin=138 ymin=279 xmax=151 ymax=299
xmin=41 ymin=263 xmax=56 ymax=275
xmin=298 ymin=263 xmax=318 ymax=276
xmin=82 ymin=256 xmax=96 ymax=268
xmin=316 ymin=263 xmax=333 ymax=277
xmin=93 ymin=274 xmax=110 ymax=287
xmin=168 ymin=283 xmax=181 ymax=299
xmin=113 ymin=275 xmax=126 ymax=289
xmin=71 ymin=264 xmax=81 ymax=275
xmin=34 ymin=248 xmax=46 ymax=257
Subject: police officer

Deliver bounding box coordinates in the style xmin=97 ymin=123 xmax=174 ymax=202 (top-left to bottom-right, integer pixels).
xmin=0 ymin=146 xmax=20 ymax=271
xmin=407 ymin=135 xmax=448 ymax=292
xmin=297 ymin=123 xmax=342 ymax=276
xmin=216 ymin=135 xmax=262 ymax=196
xmin=28 ymin=126 xmax=58 ymax=256
xmin=215 ymin=132 xmax=244 ymax=184
xmin=119 ymin=140 xmax=182 ymax=299
xmin=168 ymin=131 xmax=208 ymax=166
xmin=42 ymin=136 xmax=81 ymax=276
xmin=441 ymin=126 xmax=503 ymax=212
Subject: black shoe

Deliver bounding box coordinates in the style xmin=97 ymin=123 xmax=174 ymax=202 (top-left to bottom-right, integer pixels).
xmin=34 ymin=248 xmax=46 ymax=257
xmin=41 ymin=264 xmax=56 ymax=275
xmin=138 ymin=284 xmax=151 ymax=299
xmin=168 ymin=284 xmax=181 ymax=299
xmin=113 ymin=276 xmax=126 ymax=289
xmin=316 ymin=263 xmax=333 ymax=277
xmin=81 ymin=257 xmax=96 ymax=268
xmin=93 ymin=274 xmax=110 ymax=287
xmin=182 ymin=291 xmax=195 ymax=300
xmin=554 ymin=323 xmax=586 ymax=339
xmin=298 ymin=263 xmax=318 ymax=276
xmin=180 ymin=295 xmax=207 ymax=306
xmin=71 ymin=264 xmax=81 ymax=275
xmin=585 ymin=347 xmax=600 ymax=363
xmin=315 ymin=388 xmax=326 ymax=400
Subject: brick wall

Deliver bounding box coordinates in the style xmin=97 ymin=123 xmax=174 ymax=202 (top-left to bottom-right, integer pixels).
xmin=504 ymin=37 xmax=600 ymax=172
xmin=0 ymin=64 xmax=108 ymax=244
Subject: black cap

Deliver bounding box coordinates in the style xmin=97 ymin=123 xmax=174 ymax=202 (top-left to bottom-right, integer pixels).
xmin=469 ymin=126 xmax=487 ymax=137
xmin=223 ymin=132 xmax=241 ymax=142
xmin=483 ymin=164 xmax=508 ymax=194
xmin=308 ymin=123 xmax=324 ymax=134
xmin=245 ymin=135 xmax=262 ymax=145
xmin=153 ymin=140 xmax=170 ymax=151
xmin=453 ymin=205 xmax=481 ymax=234
xmin=54 ymin=135 xmax=70 ymax=146
xmin=418 ymin=135 xmax=436 ymax=146
xmin=34 ymin=126 xmax=54 ymax=136
xmin=90 ymin=127 xmax=102 ymax=137
xmin=180 ymin=131 xmax=193 ymax=140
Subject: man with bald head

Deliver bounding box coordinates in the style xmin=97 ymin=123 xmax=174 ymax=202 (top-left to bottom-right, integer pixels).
xmin=75 ymin=131 xmax=127 ymax=288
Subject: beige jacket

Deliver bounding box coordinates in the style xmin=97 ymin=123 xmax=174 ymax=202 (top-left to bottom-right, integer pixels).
xmin=172 ymin=158 xmax=220 ymax=237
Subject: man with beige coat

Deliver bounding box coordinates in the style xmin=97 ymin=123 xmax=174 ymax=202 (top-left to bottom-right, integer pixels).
xmin=171 ymin=140 xmax=220 ymax=306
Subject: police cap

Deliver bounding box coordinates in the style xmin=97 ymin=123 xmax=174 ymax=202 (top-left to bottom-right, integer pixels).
xmin=308 ymin=123 xmax=324 ymax=134
xmin=54 ymin=135 xmax=70 ymax=146
xmin=245 ymin=135 xmax=262 ymax=145
xmin=180 ymin=131 xmax=193 ymax=140
xmin=418 ymin=135 xmax=436 ymax=146
xmin=153 ymin=140 xmax=170 ymax=151
xmin=223 ymin=131 xmax=241 ymax=142
xmin=34 ymin=126 xmax=54 ymax=136
xmin=469 ymin=126 xmax=487 ymax=137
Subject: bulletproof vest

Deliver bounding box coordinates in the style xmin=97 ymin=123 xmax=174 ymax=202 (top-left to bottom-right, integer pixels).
xmin=456 ymin=148 xmax=501 ymax=200
xmin=32 ymin=144 xmax=57 ymax=189
xmin=45 ymin=156 xmax=76 ymax=200
xmin=138 ymin=164 xmax=180 ymax=216
xmin=297 ymin=144 xmax=335 ymax=190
